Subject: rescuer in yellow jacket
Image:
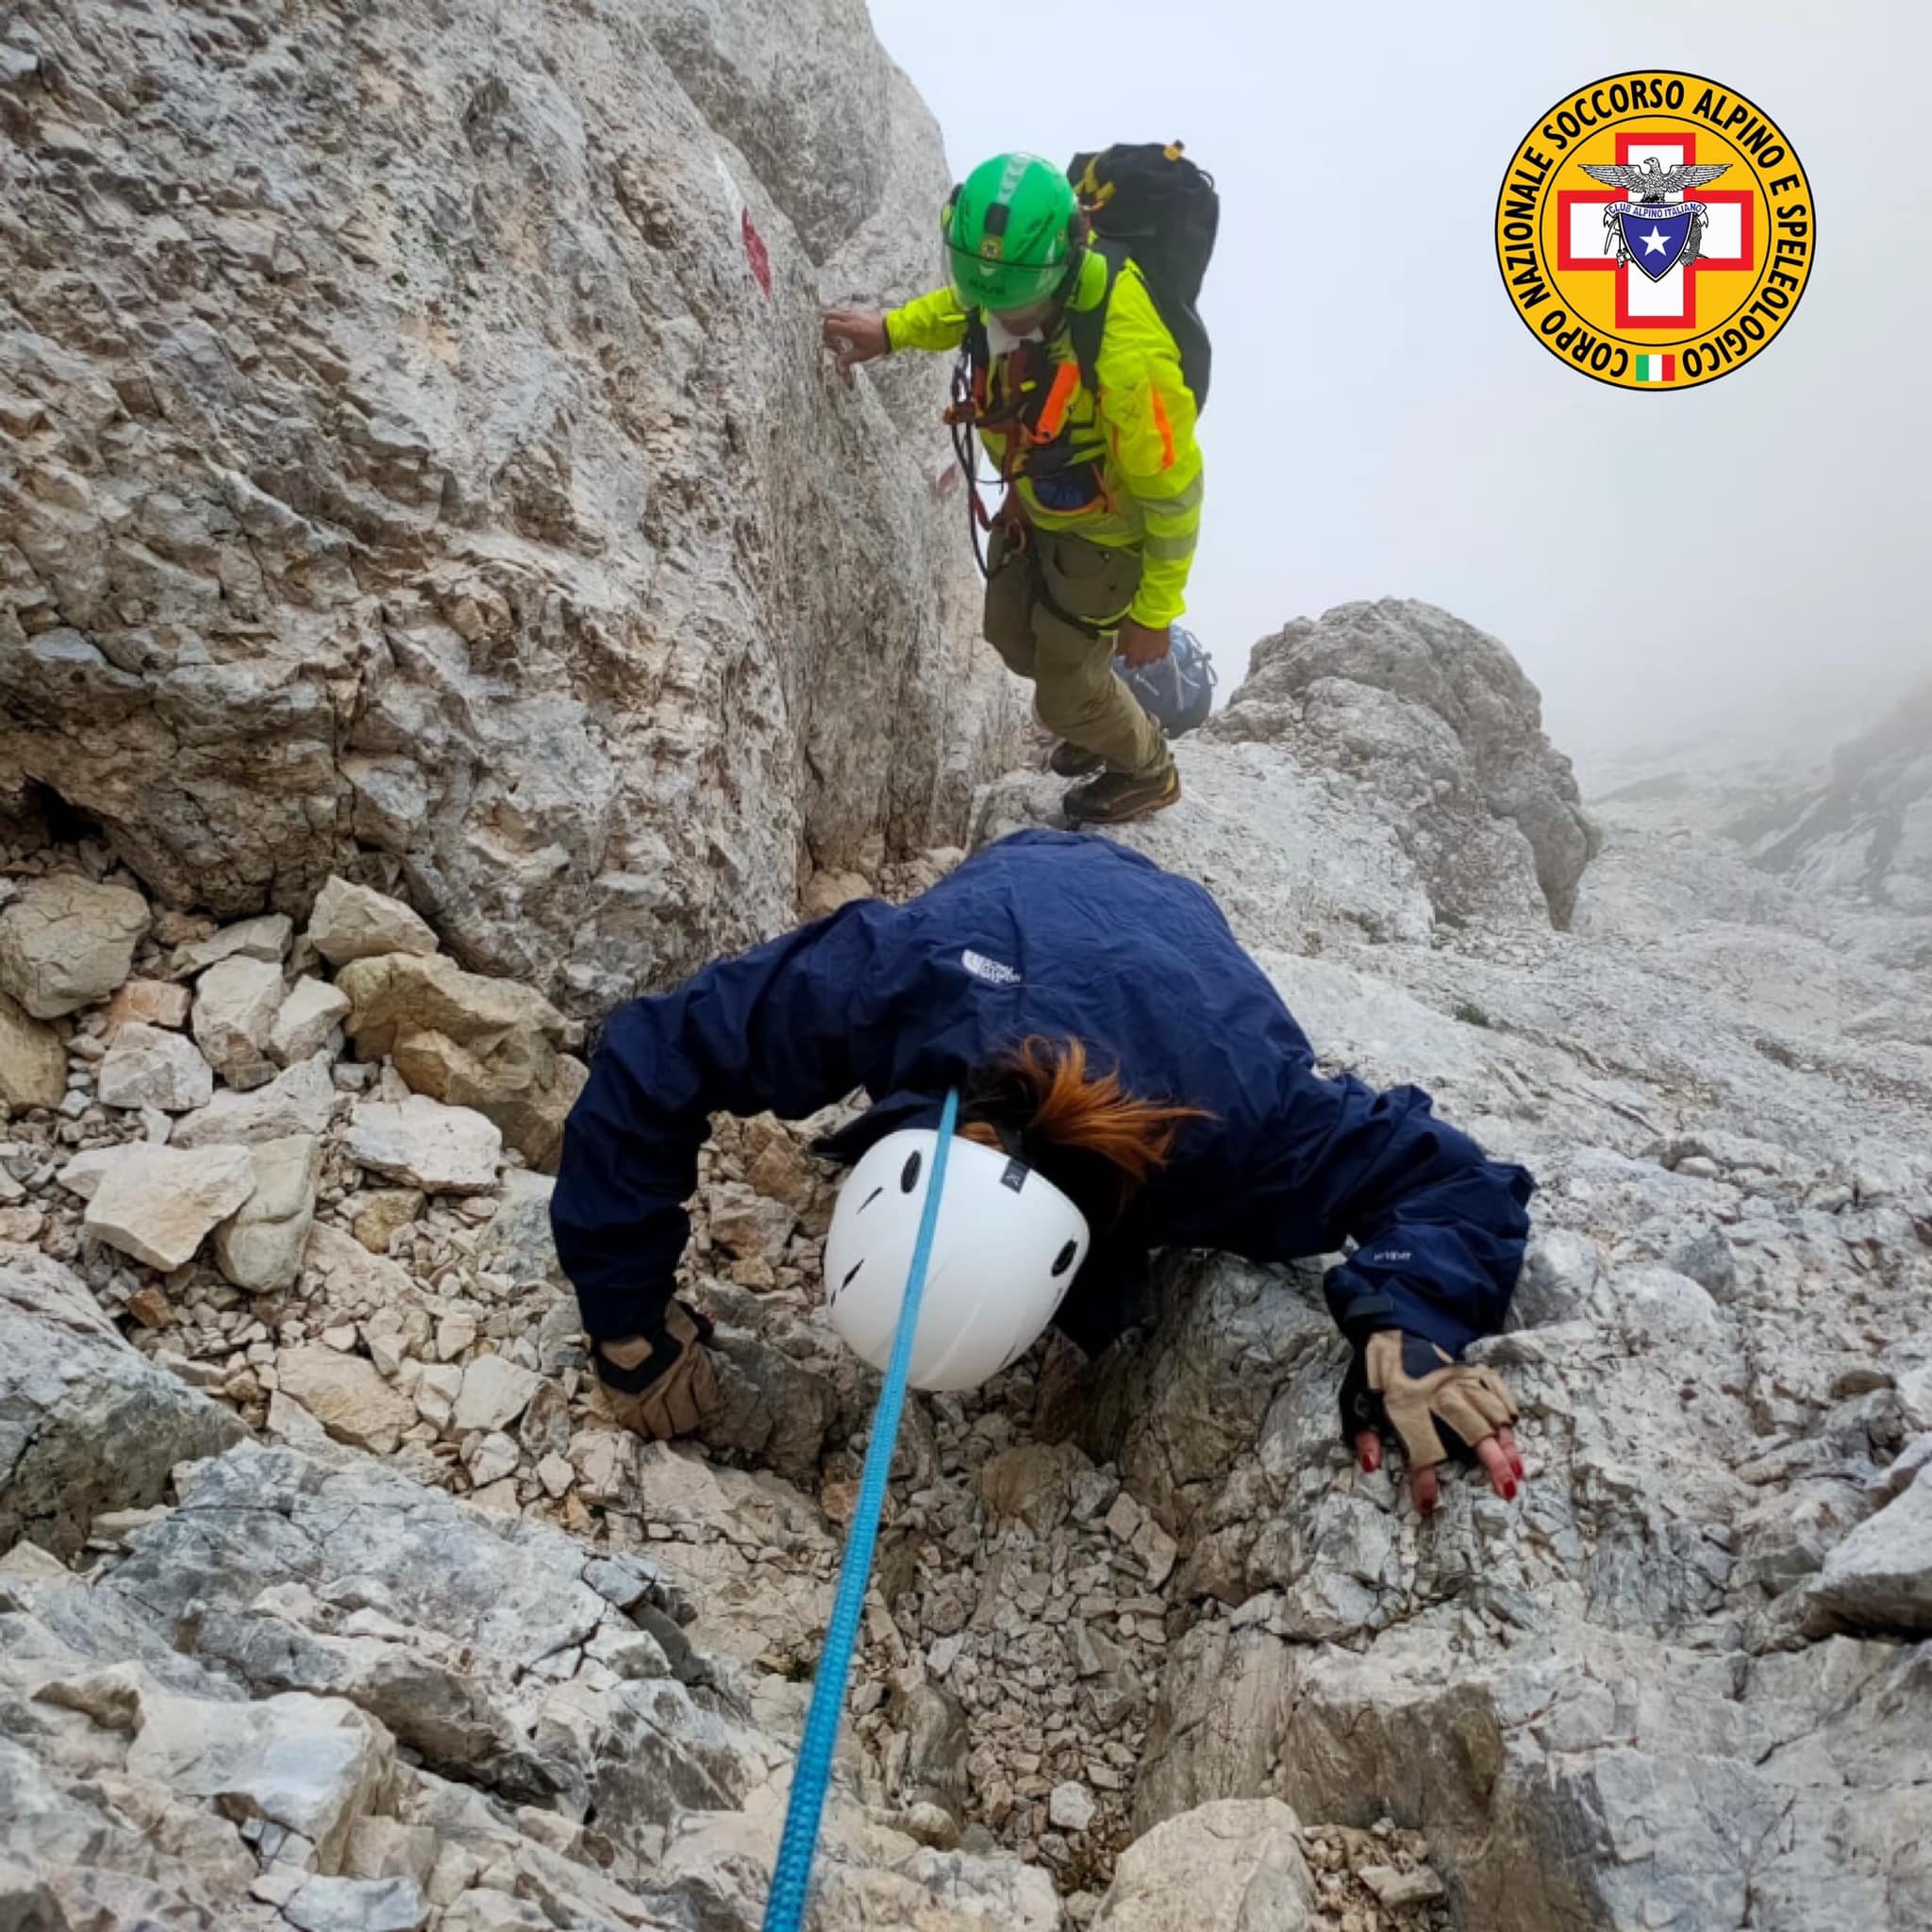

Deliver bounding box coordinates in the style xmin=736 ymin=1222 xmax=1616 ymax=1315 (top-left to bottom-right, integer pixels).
xmin=824 ymin=150 xmax=1205 ymax=825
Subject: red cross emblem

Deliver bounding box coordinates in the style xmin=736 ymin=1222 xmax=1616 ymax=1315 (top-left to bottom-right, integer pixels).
xmin=1557 ymin=134 xmax=1755 ymax=329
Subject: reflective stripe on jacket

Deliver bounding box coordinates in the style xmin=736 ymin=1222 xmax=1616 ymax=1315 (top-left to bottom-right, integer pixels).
xmin=887 ymin=253 xmax=1205 ymax=628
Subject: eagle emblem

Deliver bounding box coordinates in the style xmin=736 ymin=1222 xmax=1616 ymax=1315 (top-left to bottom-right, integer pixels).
xmin=1579 ymin=158 xmax=1732 ymax=280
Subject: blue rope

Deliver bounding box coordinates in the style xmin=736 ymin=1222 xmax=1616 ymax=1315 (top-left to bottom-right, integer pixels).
xmin=760 ymin=1089 xmax=960 ymax=1932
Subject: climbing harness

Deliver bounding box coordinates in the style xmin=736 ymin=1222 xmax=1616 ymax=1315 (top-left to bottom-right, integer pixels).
xmin=941 ymin=140 xmax=1216 ymax=587
xmin=759 ymin=1089 xmax=962 ymax=1932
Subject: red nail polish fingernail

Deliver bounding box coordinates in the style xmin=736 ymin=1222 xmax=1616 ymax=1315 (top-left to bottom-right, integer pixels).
xmin=1512 ymin=1458 xmax=1526 ymax=1479
xmin=1359 ymin=1455 xmax=1374 ymax=1474
xmin=1503 ymin=1480 xmax=1518 ymax=1500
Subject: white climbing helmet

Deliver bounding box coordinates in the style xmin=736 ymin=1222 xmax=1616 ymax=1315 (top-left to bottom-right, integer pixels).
xmin=823 ymin=1128 xmax=1091 ymax=1392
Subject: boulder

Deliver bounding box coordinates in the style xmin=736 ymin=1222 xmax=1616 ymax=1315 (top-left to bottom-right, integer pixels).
xmin=0 ymin=1249 xmax=242 ymax=1557
xmin=1213 ymin=599 xmax=1599 ymax=926
xmin=706 ymin=1180 xmax=796 ymax=1262
xmin=82 ymin=1143 xmax=257 ymax=1270
xmin=191 ymin=955 xmax=286 ymax=1089
xmin=338 ymin=954 xmax=584 ymax=1169
xmin=390 ymin=1027 xmax=586 ymax=1174
xmin=275 ymin=1346 xmax=417 ymax=1456
xmin=308 ymin=878 xmax=440 ymax=968
xmin=55 ymin=1144 xmax=141 ymax=1201
xmin=974 ymin=738 xmax=1436 ymax=958
xmin=1798 ymin=1466 xmax=1932 ymax=1638
xmin=1093 ymin=1800 xmax=1316 ymax=1932
xmin=171 ymin=912 xmax=293 ymax=975
xmin=347 ymin=1096 xmax=502 ymax=1193
xmin=172 ymin=1054 xmax=338 ymax=1148
xmin=95 ymin=1021 xmax=215 ymax=1112
xmin=0 ymin=874 xmax=149 ymax=1017
xmin=0 ymin=989 xmax=65 ymax=1108
xmin=451 ymin=1357 xmax=541 ymax=1435
xmin=273 ymin=976 xmax=353 ymax=1066
xmin=214 ymin=1135 xmax=324 ymax=1292
xmin=105 ymin=977 xmax=192 ymax=1032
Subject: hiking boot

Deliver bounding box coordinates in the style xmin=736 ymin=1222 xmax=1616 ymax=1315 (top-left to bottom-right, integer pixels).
xmin=1049 ymin=739 xmax=1106 ymax=778
xmin=1062 ymin=765 xmax=1181 ymax=825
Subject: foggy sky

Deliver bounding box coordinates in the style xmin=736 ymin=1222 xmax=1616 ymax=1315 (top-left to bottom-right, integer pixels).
xmin=862 ymin=0 xmax=1929 ymax=761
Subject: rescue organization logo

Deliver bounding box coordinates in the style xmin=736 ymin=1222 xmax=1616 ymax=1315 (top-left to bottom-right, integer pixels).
xmin=1494 ymin=72 xmax=1814 ymax=390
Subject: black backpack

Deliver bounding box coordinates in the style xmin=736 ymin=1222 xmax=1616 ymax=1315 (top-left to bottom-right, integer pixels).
xmin=1066 ymin=142 xmax=1219 ymax=409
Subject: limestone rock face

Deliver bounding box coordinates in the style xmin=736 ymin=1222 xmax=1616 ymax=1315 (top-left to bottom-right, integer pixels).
xmin=975 ymin=609 xmax=1932 ymax=1926
xmin=1 ymin=12 xmax=1925 ymax=1913
xmin=0 ymin=1250 xmax=242 ymax=1557
xmin=1731 ymin=677 xmax=1932 ymax=913
xmin=0 ymin=0 xmax=1020 ymax=1011
xmin=0 ymin=1391 xmax=1053 ymax=1931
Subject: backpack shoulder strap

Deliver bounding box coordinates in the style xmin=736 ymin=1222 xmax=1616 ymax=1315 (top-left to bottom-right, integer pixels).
xmin=1067 ymin=244 xmax=1120 ymax=398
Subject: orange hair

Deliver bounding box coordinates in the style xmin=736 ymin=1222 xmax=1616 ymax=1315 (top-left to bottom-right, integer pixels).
xmin=959 ymin=1037 xmax=1211 ymax=1216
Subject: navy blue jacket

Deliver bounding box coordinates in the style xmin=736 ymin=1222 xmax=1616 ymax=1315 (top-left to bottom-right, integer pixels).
xmin=551 ymin=831 xmax=1533 ymax=1359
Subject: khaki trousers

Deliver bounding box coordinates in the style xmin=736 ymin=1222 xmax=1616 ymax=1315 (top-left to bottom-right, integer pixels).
xmin=982 ymin=525 xmax=1173 ymax=781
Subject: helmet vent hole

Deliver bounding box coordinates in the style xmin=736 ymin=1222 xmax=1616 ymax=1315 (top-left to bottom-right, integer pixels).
xmin=856 ymin=1186 xmax=883 ymax=1215
xmin=900 ymin=1150 xmax=924 ymax=1193
xmin=832 ymin=1258 xmax=863 ymax=1305
xmin=1051 ymin=1239 xmax=1079 ymax=1278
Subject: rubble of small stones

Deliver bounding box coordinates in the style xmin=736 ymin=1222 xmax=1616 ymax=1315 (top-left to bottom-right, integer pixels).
xmin=0 ymin=808 xmax=1481 ymax=1928
xmin=0 ymin=842 xmax=1076 ymax=1927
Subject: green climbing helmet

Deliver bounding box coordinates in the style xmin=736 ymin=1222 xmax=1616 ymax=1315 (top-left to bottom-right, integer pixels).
xmin=941 ymin=152 xmax=1081 ymax=313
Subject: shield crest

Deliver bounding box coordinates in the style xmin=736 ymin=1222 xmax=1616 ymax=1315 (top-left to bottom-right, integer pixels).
xmin=1616 ymin=205 xmax=1696 ymax=281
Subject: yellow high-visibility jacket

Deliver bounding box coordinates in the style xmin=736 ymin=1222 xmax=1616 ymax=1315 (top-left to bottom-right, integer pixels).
xmin=885 ymin=251 xmax=1205 ymax=629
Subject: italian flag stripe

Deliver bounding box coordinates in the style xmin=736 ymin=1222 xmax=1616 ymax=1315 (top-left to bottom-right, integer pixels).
xmin=1635 ymin=354 xmax=1677 ymax=383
